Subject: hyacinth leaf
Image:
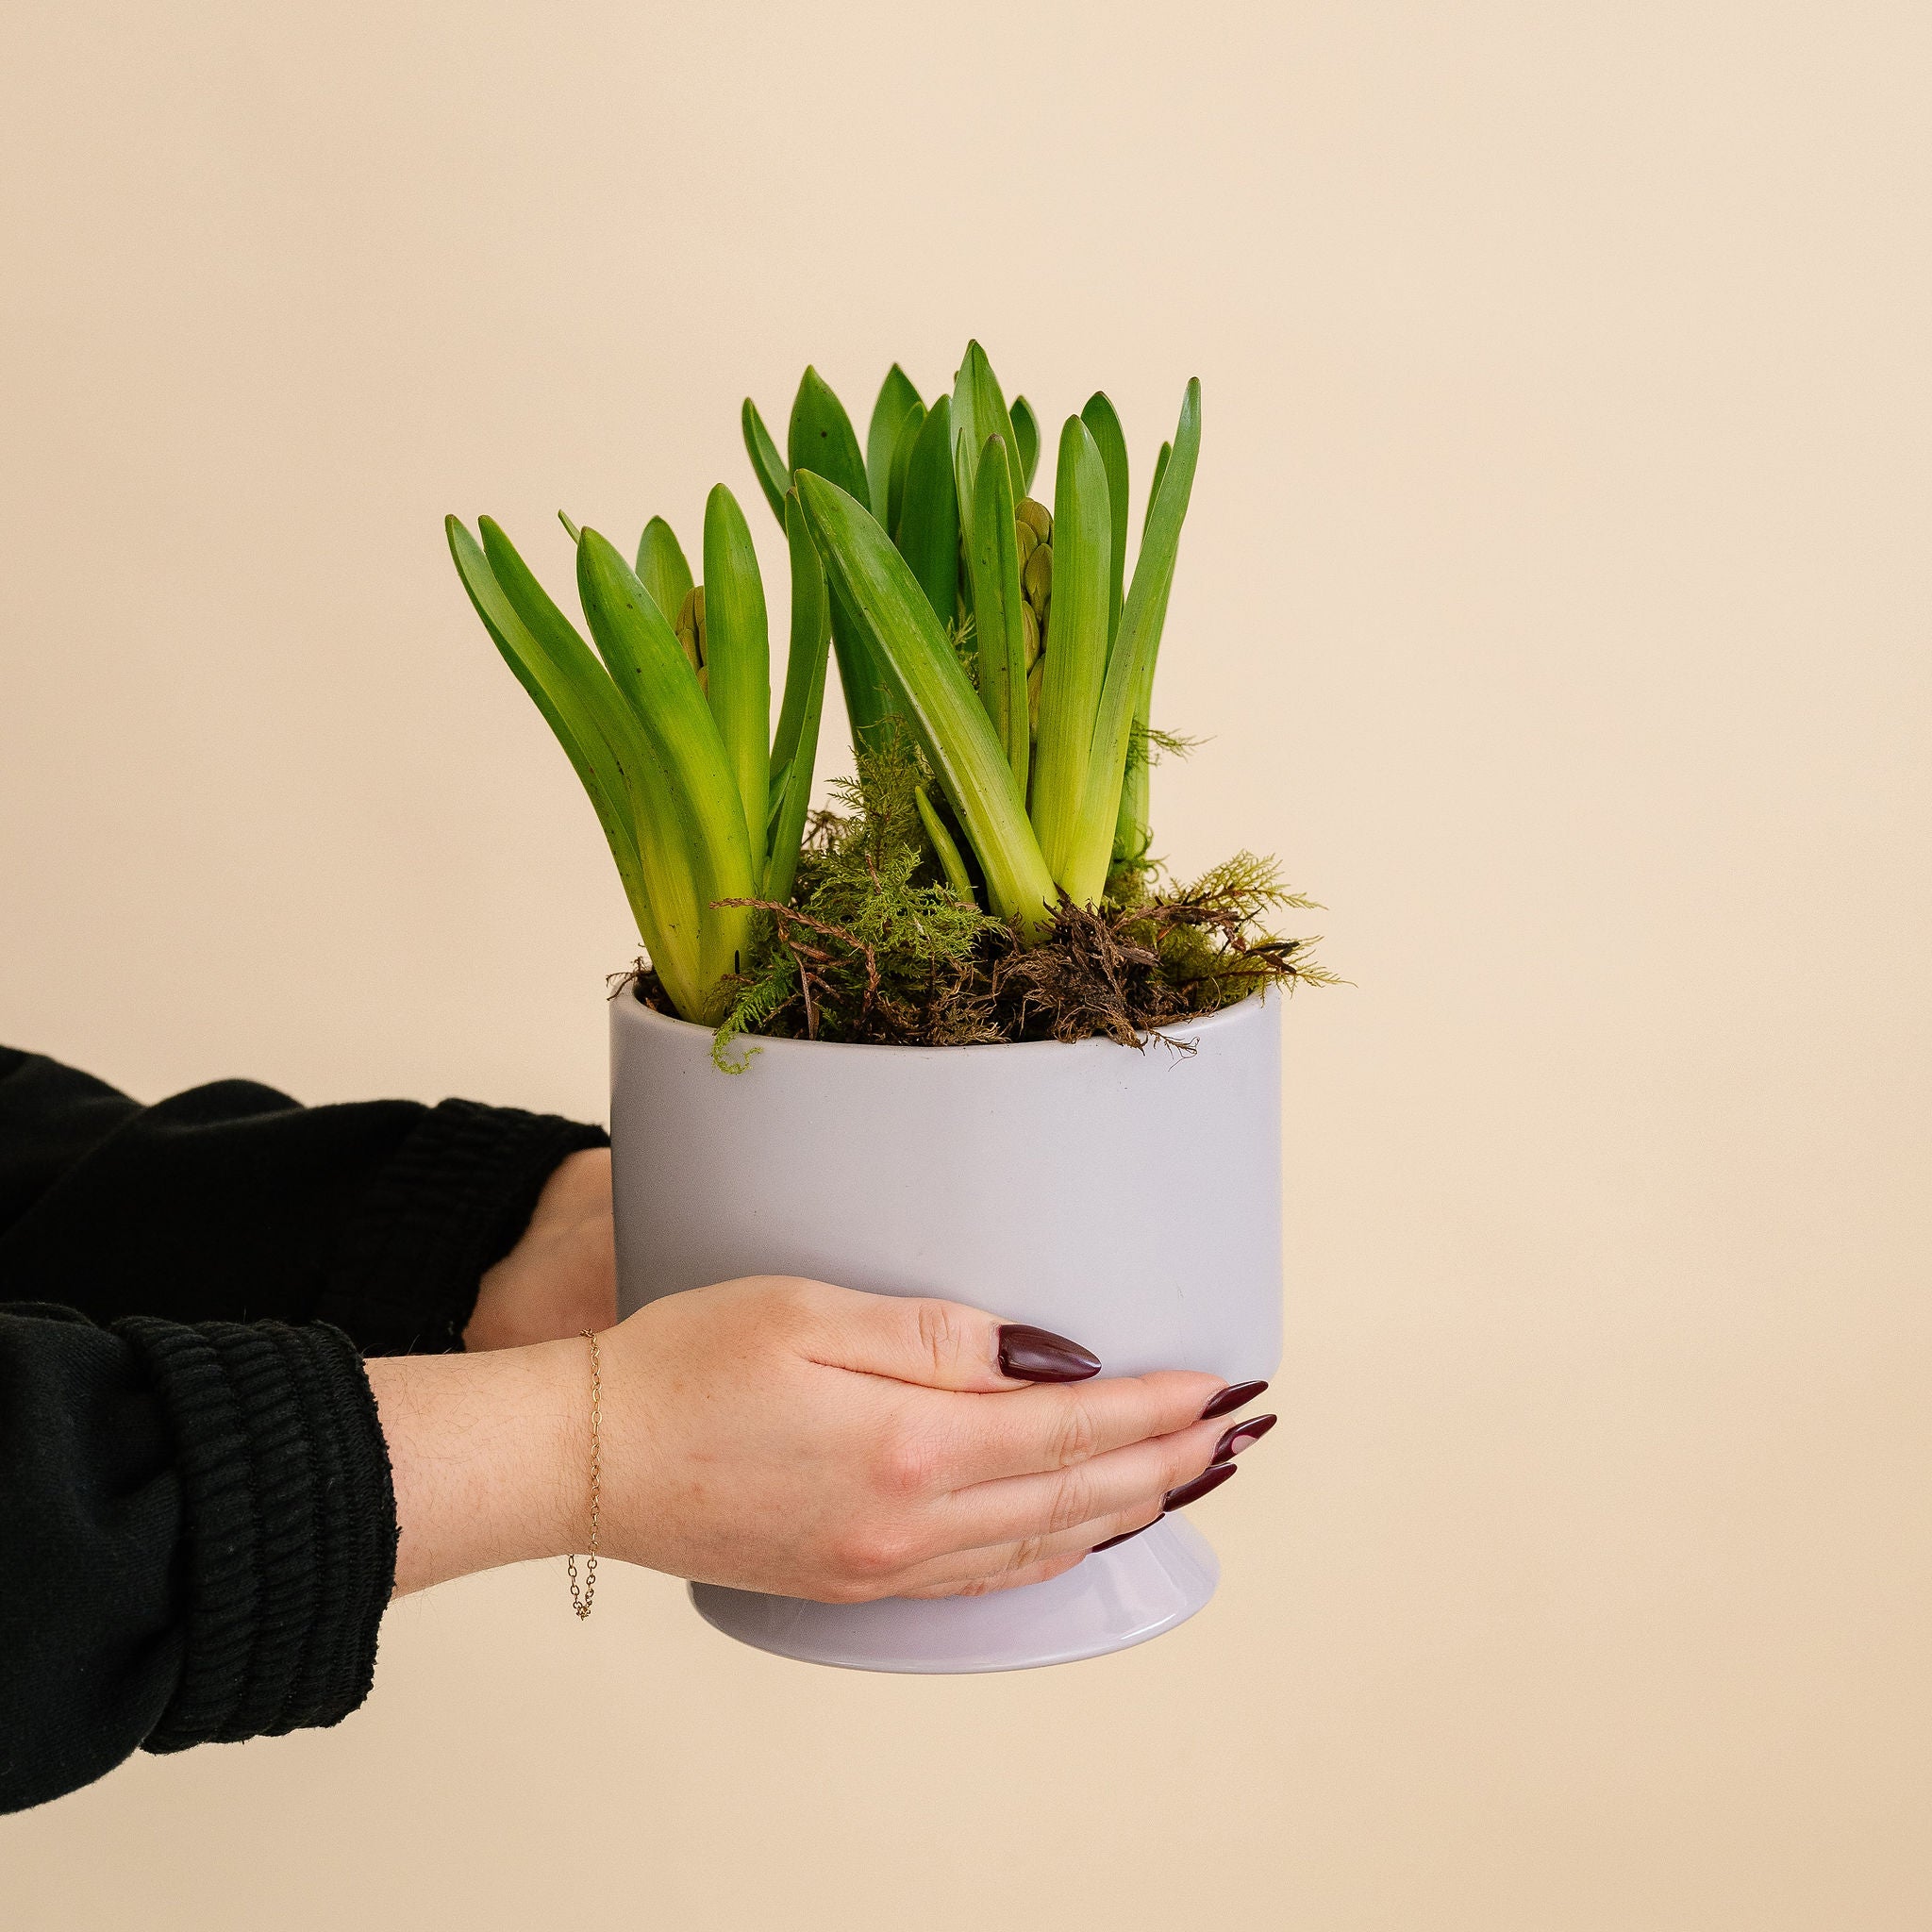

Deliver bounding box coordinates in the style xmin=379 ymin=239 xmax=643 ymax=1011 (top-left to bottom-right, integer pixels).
xmin=700 ymin=484 xmax=771 ymax=851
xmin=915 ymin=784 xmax=976 ymax=904
xmin=1028 ymin=416 xmax=1112 ymax=895
xmin=636 ymin=515 xmax=694 ymax=624
xmin=475 ymin=516 xmax=611 ymax=713
xmin=764 ymin=489 xmax=831 ymax=904
xmin=558 ymin=511 xmax=582 ymax=543
xmin=1111 ymin=561 xmax=1175 ymax=869
xmin=949 ymin=357 xmax=975 ymax=490
xmin=465 ymin=517 xmax=707 ymax=1006
xmin=1116 ymin=438 xmax=1178 ymax=865
xmin=894 ymin=394 xmax=958 ymax=626
xmin=1145 ymin=441 xmax=1172 ymax=535
xmin=966 ymin=341 xmax=1025 ymax=497
xmin=521 ymin=512 xmax=661 ymax=719
xmin=478 ymin=515 xmax=644 ymax=759
xmin=950 ymin=340 xmax=1023 ymax=541
xmin=769 ymin=491 xmax=828 ymax=830
xmin=866 ymin=364 xmax=923 ymax=523
xmin=785 ymin=366 xmax=889 ymax=747
xmin=1072 ymin=379 xmax=1201 ymax=905
xmin=823 ymin=577 xmax=898 ymax=756
xmin=1010 ymin=396 xmax=1041 ymax=493
xmin=966 ymin=433 xmax=1028 ymax=793
xmin=575 ymin=528 xmax=758 ymax=1020
xmin=795 ymin=471 xmax=1056 ymax=936
xmin=787 ymin=367 xmax=869 ymax=504
xmin=1112 ymin=743 xmax=1148 ymax=873
xmin=741 ymin=398 xmax=791 ymax=526
xmin=765 ymin=758 xmax=792 ymax=837
xmin=886 ymin=399 xmax=925 ymax=539
xmin=1080 ymin=392 xmax=1130 ymax=648
xmin=446 ymin=517 xmax=658 ymax=958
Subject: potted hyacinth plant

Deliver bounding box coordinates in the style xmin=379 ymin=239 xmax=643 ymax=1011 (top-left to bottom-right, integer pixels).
xmin=447 ymin=344 xmax=1323 ymax=1672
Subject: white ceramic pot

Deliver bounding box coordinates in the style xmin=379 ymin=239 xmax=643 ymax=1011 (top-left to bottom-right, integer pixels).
xmin=609 ymin=986 xmax=1283 ymax=1673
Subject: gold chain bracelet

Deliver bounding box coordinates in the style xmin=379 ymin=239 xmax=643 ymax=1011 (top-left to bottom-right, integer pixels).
xmin=566 ymin=1328 xmax=602 ymax=1620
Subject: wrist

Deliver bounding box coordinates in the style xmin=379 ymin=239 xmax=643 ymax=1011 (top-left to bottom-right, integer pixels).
xmin=366 ymin=1337 xmax=587 ymax=1594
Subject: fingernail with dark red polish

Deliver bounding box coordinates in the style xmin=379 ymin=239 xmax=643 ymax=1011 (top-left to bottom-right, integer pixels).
xmin=1091 ymin=1521 xmax=1156 ymax=1553
xmin=998 ymin=1324 xmax=1102 ymax=1383
xmin=1199 ymin=1378 xmax=1269 ymax=1421
xmin=1212 ymin=1413 xmax=1277 ymax=1464
xmin=1163 ymin=1461 xmax=1239 ymax=1513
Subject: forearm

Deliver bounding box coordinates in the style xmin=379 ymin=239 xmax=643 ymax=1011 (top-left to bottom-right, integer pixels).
xmin=364 ymin=1340 xmax=586 ymax=1594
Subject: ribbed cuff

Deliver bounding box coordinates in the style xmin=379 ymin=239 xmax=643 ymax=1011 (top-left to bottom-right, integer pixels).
xmin=118 ymin=1318 xmax=397 ymax=1752
xmin=315 ymin=1099 xmax=608 ymax=1357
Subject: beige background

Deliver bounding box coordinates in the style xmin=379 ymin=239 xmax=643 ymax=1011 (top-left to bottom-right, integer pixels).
xmin=4 ymin=3 xmax=1929 ymax=1926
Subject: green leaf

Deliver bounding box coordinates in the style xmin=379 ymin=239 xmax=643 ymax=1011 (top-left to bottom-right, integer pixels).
xmin=893 ymin=394 xmax=958 ymax=627
xmin=1075 ymin=380 xmax=1201 ymax=905
xmin=558 ymin=510 xmax=581 ymax=543
xmin=786 ymin=368 xmax=889 ymax=748
xmin=741 ymin=397 xmax=791 ymax=526
xmin=764 ymin=489 xmax=831 ymax=905
xmin=635 ymin=516 xmax=693 ymax=624
xmin=950 ymin=341 xmax=1024 ymax=542
xmin=823 ymin=580 xmax=897 ymax=754
xmin=787 ymin=366 xmax=869 ymax=503
xmin=700 ymin=484 xmax=770 ymax=853
xmin=447 ymin=516 xmax=660 ymax=962
xmin=765 ymin=757 xmax=793 ymax=838
xmin=465 ymin=516 xmax=712 ymax=1011
xmin=576 ymin=527 xmax=758 ymax=1020
xmin=1110 ymin=585 xmax=1172 ymax=870
xmin=865 ymin=364 xmax=923 ymax=523
xmin=1145 ymin=441 xmax=1172 ymax=535
xmin=1028 ymin=417 xmax=1112 ymax=898
xmin=1116 ymin=440 xmax=1176 ymax=865
xmin=1010 ymin=396 xmax=1041 ymax=493
xmin=1080 ymin=392 xmax=1129 ymax=648
xmin=886 ymin=400 xmax=925 ymax=539
xmin=769 ymin=491 xmax=828 ymax=821
xmin=915 ymin=785 xmax=977 ymax=905
xmin=520 ymin=512 xmax=660 ymax=715
xmin=795 ymin=471 xmax=1056 ymax=936
xmin=966 ymin=433 xmax=1028 ymax=794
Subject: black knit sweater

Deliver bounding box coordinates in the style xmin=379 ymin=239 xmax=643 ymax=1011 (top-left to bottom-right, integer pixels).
xmin=0 ymin=1046 xmax=607 ymax=1813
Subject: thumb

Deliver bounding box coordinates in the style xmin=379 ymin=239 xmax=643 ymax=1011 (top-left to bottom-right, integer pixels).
xmin=808 ymin=1286 xmax=1103 ymax=1392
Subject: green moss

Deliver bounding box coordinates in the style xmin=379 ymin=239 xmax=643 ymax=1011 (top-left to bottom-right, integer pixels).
xmin=705 ymin=739 xmax=1005 ymax=1064
xmin=624 ymin=738 xmax=1333 ymax=1064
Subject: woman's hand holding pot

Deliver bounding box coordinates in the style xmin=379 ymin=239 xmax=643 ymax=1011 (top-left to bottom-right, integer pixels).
xmin=367 ymin=1276 xmax=1268 ymax=1602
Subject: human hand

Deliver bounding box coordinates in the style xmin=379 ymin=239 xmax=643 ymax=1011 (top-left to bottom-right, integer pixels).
xmin=462 ymin=1148 xmax=616 ymax=1351
xmin=370 ymin=1274 xmax=1273 ymax=1601
xmin=589 ymin=1276 xmax=1258 ymax=1600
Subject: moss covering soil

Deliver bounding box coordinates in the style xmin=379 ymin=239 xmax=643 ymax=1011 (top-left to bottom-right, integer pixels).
xmin=621 ymin=746 xmax=1333 ymax=1066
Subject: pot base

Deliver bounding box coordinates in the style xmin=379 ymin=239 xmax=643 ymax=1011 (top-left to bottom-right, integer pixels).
xmin=688 ymin=1515 xmax=1219 ymax=1674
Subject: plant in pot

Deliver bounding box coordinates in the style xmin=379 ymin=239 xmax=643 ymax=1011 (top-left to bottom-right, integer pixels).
xmin=447 ymin=345 xmax=1323 ymax=1672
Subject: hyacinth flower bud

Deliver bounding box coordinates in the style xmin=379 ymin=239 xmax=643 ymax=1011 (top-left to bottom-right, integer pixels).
xmin=1015 ymin=498 xmax=1053 ymax=740
xmin=1022 ymin=539 xmax=1052 ymax=613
